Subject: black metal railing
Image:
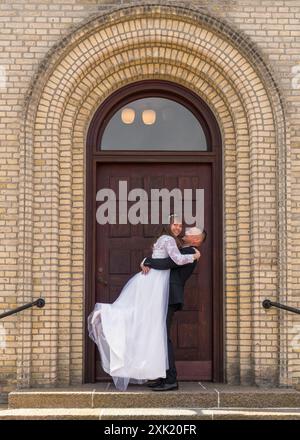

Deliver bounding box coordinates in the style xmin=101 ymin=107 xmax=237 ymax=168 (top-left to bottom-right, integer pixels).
xmin=0 ymin=298 xmax=45 ymax=320
xmin=263 ymin=299 xmax=300 ymax=315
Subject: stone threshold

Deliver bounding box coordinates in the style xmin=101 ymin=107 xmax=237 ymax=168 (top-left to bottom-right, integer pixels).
xmin=8 ymin=382 xmax=300 ymax=410
xmin=1 ymin=407 xmax=300 ymax=420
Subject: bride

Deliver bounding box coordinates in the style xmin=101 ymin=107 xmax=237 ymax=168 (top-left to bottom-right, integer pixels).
xmin=87 ymin=215 xmax=200 ymax=391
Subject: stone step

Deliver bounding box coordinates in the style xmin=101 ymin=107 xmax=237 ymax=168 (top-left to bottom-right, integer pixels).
xmin=8 ymin=383 xmax=300 ymax=410
xmin=1 ymin=407 xmax=300 ymax=420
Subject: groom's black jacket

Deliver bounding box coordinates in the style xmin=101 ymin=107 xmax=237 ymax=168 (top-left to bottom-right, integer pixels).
xmin=143 ymin=247 xmax=197 ymax=309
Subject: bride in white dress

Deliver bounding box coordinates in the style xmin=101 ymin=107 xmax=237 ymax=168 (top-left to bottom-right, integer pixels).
xmin=88 ymin=219 xmax=200 ymax=391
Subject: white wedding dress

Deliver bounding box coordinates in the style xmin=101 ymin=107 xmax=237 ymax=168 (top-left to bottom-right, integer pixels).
xmin=87 ymin=234 xmax=194 ymax=391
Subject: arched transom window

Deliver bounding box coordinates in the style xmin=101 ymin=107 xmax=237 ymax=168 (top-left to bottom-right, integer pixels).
xmin=100 ymin=97 xmax=208 ymax=151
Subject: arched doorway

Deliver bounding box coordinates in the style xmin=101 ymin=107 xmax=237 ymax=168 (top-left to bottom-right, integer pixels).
xmin=85 ymin=80 xmax=223 ymax=383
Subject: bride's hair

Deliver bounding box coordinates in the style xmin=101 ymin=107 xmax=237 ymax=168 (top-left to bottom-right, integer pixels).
xmin=152 ymin=213 xmax=183 ymax=249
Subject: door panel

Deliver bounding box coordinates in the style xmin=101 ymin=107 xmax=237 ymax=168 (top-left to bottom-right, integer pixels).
xmin=94 ymin=163 xmax=212 ymax=381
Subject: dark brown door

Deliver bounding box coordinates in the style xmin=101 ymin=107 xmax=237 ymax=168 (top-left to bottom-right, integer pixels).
xmin=94 ymin=162 xmax=212 ymax=381
xmin=85 ymin=79 xmax=223 ymax=384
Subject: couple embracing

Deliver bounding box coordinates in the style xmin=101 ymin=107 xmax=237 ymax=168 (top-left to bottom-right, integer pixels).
xmin=88 ymin=214 xmax=206 ymax=391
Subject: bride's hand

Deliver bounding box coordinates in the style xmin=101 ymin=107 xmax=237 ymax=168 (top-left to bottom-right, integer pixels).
xmin=193 ymin=248 xmax=201 ymax=260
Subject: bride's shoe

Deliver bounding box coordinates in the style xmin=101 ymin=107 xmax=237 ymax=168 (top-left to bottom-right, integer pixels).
xmin=146 ymin=378 xmax=164 ymax=388
xmin=151 ymin=381 xmax=178 ymax=391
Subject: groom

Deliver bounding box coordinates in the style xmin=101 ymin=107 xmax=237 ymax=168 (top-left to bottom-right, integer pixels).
xmin=140 ymin=226 xmax=207 ymax=391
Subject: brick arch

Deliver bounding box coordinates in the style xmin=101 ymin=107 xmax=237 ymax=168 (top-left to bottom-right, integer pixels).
xmin=18 ymin=4 xmax=290 ymax=388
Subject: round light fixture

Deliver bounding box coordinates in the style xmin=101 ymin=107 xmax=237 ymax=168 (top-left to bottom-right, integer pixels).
xmin=142 ymin=109 xmax=156 ymax=125
xmin=121 ymin=108 xmax=135 ymax=124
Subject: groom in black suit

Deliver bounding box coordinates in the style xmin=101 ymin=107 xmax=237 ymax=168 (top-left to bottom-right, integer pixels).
xmin=140 ymin=228 xmax=207 ymax=391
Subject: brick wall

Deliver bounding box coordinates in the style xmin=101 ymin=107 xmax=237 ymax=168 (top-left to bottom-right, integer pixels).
xmin=0 ymin=1 xmax=299 ymax=398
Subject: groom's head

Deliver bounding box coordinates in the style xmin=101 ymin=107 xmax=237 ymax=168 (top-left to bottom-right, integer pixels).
xmin=183 ymin=227 xmax=207 ymax=247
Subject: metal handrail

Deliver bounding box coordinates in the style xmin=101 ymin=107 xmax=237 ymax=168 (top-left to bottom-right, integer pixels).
xmin=0 ymin=298 xmax=45 ymax=320
xmin=262 ymin=299 xmax=300 ymax=315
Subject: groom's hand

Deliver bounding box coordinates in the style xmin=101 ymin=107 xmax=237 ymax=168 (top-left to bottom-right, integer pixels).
xmin=140 ymin=260 xmax=150 ymax=274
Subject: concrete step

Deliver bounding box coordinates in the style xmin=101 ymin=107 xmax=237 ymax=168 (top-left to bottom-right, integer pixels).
xmin=1 ymin=407 xmax=300 ymax=420
xmin=8 ymin=382 xmax=300 ymax=410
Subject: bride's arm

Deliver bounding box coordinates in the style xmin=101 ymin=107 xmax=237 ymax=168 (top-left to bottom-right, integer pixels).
xmin=142 ymin=245 xmax=197 ymax=269
xmin=164 ymin=236 xmax=195 ymax=265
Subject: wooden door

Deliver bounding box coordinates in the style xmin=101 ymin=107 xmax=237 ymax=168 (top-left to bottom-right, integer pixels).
xmin=85 ymin=79 xmax=223 ymax=384
xmin=94 ymin=162 xmax=212 ymax=381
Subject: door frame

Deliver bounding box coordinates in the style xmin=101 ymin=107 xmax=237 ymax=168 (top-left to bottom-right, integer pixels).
xmin=84 ymin=80 xmax=223 ymax=383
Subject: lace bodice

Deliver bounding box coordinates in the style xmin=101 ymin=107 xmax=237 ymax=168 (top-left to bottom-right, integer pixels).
xmin=151 ymin=235 xmax=194 ymax=265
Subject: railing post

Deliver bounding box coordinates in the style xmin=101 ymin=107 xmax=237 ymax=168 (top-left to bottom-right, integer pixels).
xmin=35 ymin=298 xmax=45 ymax=308
xmin=262 ymin=299 xmax=272 ymax=310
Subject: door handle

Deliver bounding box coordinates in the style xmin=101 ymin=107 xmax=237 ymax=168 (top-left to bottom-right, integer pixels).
xmin=97 ymin=274 xmax=108 ymax=286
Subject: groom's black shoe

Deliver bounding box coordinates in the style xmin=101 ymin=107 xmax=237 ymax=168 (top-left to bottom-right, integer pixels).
xmin=151 ymin=381 xmax=178 ymax=391
xmin=146 ymin=378 xmax=164 ymax=388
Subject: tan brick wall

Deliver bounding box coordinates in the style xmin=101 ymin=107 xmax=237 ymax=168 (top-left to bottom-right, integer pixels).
xmin=0 ymin=1 xmax=299 ymax=398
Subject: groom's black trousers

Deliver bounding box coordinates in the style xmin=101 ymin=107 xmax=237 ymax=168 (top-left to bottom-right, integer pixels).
xmin=166 ymin=303 xmax=180 ymax=384
xmin=143 ymin=247 xmax=197 ymax=384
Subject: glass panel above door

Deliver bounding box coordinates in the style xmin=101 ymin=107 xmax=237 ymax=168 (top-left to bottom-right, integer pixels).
xmin=100 ymin=97 xmax=208 ymax=151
